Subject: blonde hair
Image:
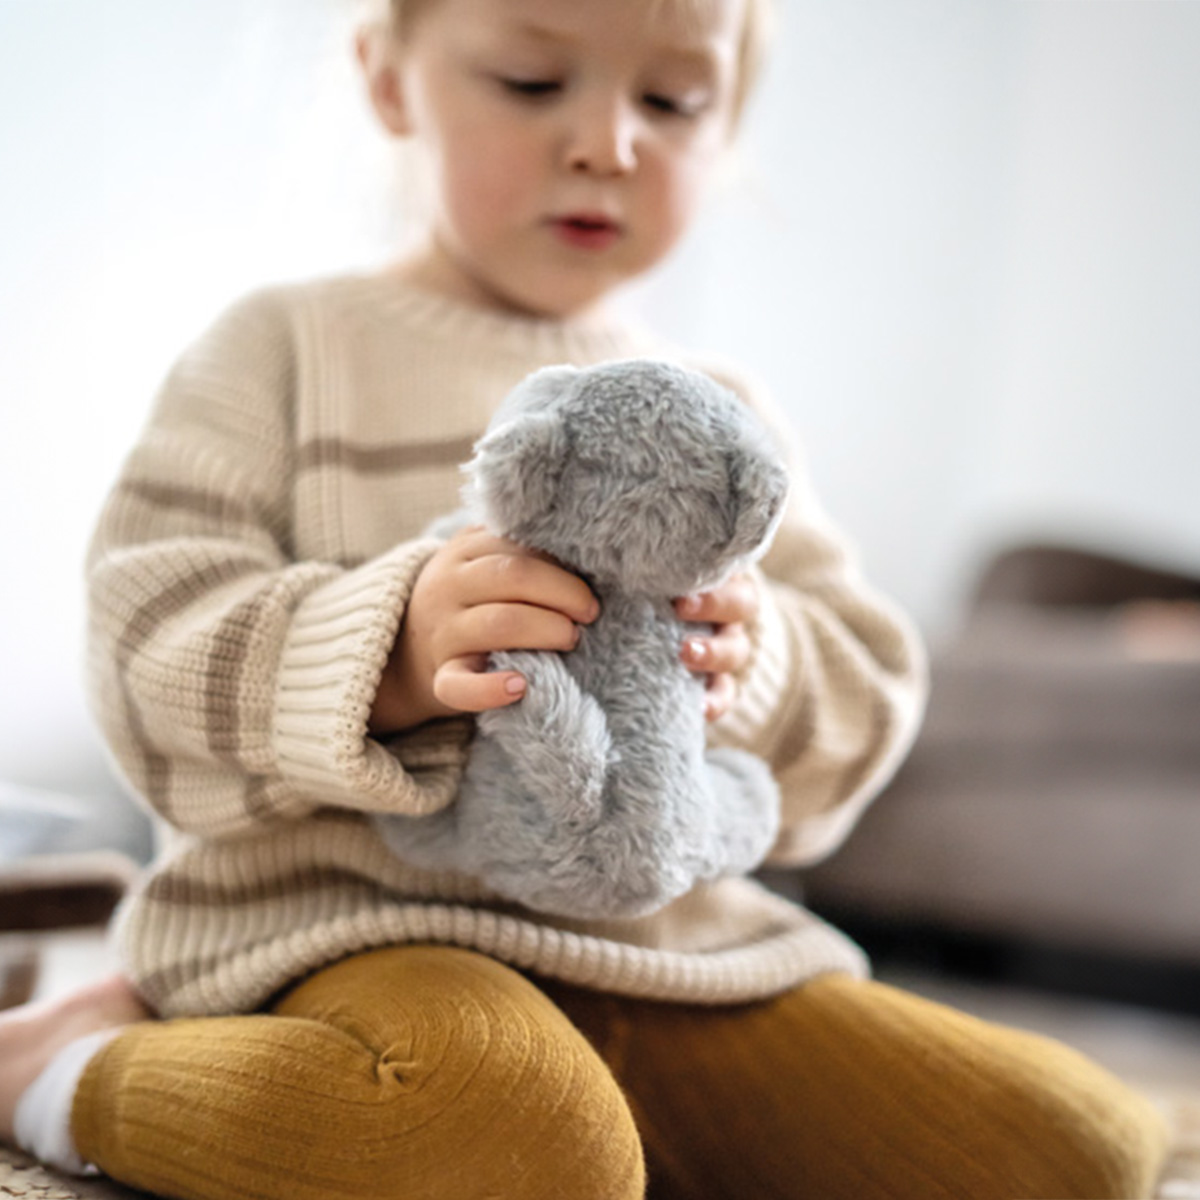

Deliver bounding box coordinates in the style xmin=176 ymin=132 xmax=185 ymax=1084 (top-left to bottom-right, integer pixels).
xmin=378 ymin=0 xmax=774 ymax=130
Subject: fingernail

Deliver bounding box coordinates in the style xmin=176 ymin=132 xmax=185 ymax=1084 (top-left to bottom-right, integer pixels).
xmin=678 ymin=596 xmax=701 ymax=618
xmin=684 ymin=638 xmax=708 ymax=664
xmin=505 ymin=675 xmax=526 ymax=696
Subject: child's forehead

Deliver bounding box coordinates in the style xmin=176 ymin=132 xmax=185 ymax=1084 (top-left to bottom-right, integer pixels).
xmin=482 ymin=0 xmax=744 ymax=55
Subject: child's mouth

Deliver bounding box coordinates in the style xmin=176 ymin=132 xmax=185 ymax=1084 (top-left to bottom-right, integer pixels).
xmin=552 ymin=214 xmax=622 ymax=251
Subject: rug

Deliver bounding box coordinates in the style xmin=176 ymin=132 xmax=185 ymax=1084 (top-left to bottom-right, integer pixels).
xmin=0 ymin=1149 xmax=150 ymax=1199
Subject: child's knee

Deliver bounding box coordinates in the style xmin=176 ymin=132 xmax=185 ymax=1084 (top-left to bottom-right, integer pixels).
xmin=80 ymin=950 xmax=644 ymax=1200
xmin=282 ymin=946 xmax=646 ymax=1200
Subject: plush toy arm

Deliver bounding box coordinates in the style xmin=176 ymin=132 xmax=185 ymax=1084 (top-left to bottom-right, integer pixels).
xmin=374 ymin=649 xmax=615 ymax=888
xmin=479 ymin=650 xmax=613 ymax=825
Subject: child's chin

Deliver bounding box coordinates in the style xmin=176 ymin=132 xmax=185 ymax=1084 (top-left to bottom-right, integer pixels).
xmin=505 ymin=264 xmax=629 ymax=321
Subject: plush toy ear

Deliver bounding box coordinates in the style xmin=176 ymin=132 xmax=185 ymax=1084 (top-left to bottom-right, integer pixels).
xmin=724 ymin=442 xmax=789 ymax=561
xmin=469 ymin=411 xmax=568 ymax=530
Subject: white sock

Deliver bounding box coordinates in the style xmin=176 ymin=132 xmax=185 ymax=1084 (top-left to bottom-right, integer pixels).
xmin=12 ymin=1028 xmax=121 ymax=1175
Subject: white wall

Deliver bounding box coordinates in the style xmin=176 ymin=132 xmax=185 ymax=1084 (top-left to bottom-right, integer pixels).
xmin=633 ymin=0 xmax=1023 ymax=627
xmin=0 ymin=0 xmax=376 ymax=792
xmin=2 ymin=1 xmax=1199 ymax=793
xmin=638 ymin=0 xmax=1200 ymax=628
xmin=973 ymin=3 xmax=1200 ymax=573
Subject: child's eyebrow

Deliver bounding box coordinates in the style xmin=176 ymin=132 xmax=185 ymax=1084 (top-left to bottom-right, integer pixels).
xmin=655 ymin=45 xmax=724 ymax=75
xmin=504 ymin=21 xmax=725 ymax=75
xmin=506 ymin=20 xmax=578 ymax=47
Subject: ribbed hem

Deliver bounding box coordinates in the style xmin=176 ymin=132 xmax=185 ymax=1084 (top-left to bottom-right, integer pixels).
xmin=112 ymin=815 xmax=872 ymax=1018
xmin=273 ymin=536 xmax=458 ymax=815
xmin=139 ymin=885 xmax=871 ymax=1018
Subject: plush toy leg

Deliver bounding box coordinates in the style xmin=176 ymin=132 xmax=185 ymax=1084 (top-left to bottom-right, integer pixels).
xmin=544 ymin=972 xmax=1169 ymax=1200
xmin=72 ymin=947 xmax=644 ymax=1200
xmin=703 ymin=747 xmax=780 ymax=874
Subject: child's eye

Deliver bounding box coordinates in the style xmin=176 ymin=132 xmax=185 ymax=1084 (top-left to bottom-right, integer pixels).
xmin=499 ymin=78 xmax=563 ymax=101
xmin=643 ymin=93 xmax=704 ymax=120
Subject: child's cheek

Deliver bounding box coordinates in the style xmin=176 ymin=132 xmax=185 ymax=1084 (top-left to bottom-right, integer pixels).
xmin=446 ymin=145 xmax=536 ymax=242
xmin=646 ymin=146 xmax=722 ymax=260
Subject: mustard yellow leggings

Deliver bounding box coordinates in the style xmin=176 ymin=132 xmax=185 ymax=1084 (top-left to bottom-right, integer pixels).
xmin=72 ymin=946 xmax=1167 ymax=1200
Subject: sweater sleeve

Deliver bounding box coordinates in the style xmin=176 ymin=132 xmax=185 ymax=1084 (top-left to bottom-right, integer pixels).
xmin=697 ymin=360 xmax=929 ymax=867
xmin=85 ymin=289 xmax=469 ymax=839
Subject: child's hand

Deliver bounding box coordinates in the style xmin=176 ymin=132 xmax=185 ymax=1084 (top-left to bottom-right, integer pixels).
xmin=675 ymin=574 xmax=759 ymax=723
xmin=370 ymin=527 xmax=600 ymax=734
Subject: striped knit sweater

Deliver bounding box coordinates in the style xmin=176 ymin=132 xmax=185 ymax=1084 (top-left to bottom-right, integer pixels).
xmin=87 ymin=273 xmax=927 ymax=1018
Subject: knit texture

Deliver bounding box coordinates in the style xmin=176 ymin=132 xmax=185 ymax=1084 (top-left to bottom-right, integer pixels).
xmin=547 ymin=971 xmax=1171 ymax=1200
xmin=70 ymin=947 xmax=1169 ymax=1200
xmin=87 ymin=273 xmax=927 ymax=1017
xmin=73 ymin=947 xmax=645 ymax=1200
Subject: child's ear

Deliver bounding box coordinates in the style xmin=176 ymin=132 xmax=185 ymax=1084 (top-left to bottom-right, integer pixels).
xmin=356 ymin=25 xmax=412 ymax=137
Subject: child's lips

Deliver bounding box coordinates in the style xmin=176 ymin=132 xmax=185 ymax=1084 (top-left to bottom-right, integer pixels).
xmin=550 ymin=213 xmax=624 ymax=251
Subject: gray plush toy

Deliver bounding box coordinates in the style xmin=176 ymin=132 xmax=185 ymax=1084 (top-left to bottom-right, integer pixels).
xmin=376 ymin=359 xmax=789 ymax=919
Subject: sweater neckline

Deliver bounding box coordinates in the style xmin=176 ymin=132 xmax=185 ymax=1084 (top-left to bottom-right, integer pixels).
xmin=351 ymin=270 xmax=658 ymax=363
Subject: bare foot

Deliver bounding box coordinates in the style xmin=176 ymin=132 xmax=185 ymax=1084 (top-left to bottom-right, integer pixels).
xmin=0 ymin=974 xmax=151 ymax=1143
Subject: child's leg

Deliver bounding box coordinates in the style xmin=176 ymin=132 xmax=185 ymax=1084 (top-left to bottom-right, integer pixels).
xmin=71 ymin=946 xmax=644 ymax=1200
xmin=545 ymin=972 xmax=1170 ymax=1200
xmin=0 ymin=973 xmax=150 ymax=1146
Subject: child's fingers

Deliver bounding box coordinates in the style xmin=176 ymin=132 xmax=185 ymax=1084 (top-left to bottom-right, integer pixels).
xmin=444 ymin=602 xmax=582 ymax=661
xmin=674 ymin=573 xmax=759 ymax=626
xmin=703 ymin=672 xmax=738 ymax=723
xmin=459 ymin=549 xmax=600 ymax=625
xmin=681 ymin=623 xmax=751 ymax=677
xmin=432 ymin=655 xmax=527 ymax=713
xmin=452 ymin=527 xmax=551 ymax=563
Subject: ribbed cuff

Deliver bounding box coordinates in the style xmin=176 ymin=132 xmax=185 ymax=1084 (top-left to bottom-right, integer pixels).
xmin=273 ymin=537 xmax=460 ymax=815
xmin=70 ymin=1024 xmax=142 ymax=1181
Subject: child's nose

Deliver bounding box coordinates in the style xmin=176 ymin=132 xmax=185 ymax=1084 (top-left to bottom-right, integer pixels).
xmin=563 ymin=97 xmax=639 ymax=177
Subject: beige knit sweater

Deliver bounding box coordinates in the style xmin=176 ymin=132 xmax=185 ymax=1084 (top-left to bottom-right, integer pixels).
xmin=87 ymin=273 xmax=927 ymax=1018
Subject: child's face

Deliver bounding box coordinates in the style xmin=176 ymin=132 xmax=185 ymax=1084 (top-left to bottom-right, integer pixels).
xmin=377 ymin=0 xmax=745 ymax=318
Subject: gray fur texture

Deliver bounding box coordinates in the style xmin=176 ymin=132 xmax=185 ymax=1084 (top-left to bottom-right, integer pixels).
xmin=376 ymin=360 xmax=789 ymax=919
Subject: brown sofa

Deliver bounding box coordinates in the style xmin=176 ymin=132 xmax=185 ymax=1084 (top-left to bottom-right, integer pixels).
xmin=800 ymin=543 xmax=1200 ymax=1010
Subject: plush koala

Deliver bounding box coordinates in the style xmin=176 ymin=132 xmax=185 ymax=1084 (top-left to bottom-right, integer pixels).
xmin=376 ymin=359 xmax=789 ymax=919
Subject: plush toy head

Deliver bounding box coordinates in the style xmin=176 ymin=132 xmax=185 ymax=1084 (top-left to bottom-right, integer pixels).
xmin=464 ymin=360 xmax=789 ymax=596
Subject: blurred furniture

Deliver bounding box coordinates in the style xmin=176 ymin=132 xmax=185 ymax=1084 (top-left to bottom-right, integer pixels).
xmin=0 ymin=786 xmax=155 ymax=1195
xmin=0 ymin=784 xmax=138 ymax=1010
xmin=802 ymin=543 xmax=1200 ymax=1010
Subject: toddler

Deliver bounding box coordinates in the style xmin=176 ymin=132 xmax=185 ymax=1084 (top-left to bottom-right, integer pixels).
xmin=0 ymin=0 xmax=1170 ymax=1196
